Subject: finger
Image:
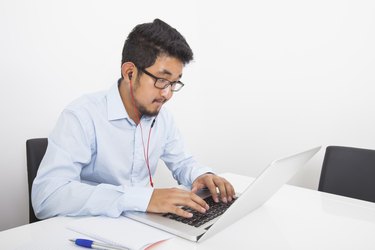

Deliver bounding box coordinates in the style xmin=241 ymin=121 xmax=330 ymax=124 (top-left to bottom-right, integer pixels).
xmin=205 ymin=178 xmax=219 ymax=202
xmin=190 ymin=193 xmax=209 ymax=210
xmin=172 ymin=206 xmax=193 ymax=218
xmin=169 ymin=193 xmax=207 ymax=217
xmin=223 ymin=180 xmax=235 ymax=201
xmin=213 ymin=177 xmax=236 ymax=201
xmin=171 ymin=190 xmax=208 ymax=212
xmin=175 ymin=192 xmax=208 ymax=212
xmin=221 ymin=181 xmax=234 ymax=201
xmin=213 ymin=178 xmax=228 ymax=203
xmin=226 ymin=181 xmax=236 ymax=199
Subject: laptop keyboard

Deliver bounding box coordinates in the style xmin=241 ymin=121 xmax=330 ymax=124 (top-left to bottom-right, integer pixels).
xmin=162 ymin=196 xmax=236 ymax=228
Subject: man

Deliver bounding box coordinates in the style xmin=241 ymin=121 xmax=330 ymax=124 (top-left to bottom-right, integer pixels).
xmin=32 ymin=19 xmax=235 ymax=220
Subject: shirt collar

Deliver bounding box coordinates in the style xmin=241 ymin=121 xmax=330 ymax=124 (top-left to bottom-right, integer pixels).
xmin=106 ymin=82 xmax=155 ymax=122
xmin=106 ymin=82 xmax=129 ymax=121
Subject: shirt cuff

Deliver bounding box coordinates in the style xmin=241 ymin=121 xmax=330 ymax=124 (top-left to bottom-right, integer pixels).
xmin=121 ymin=186 xmax=154 ymax=212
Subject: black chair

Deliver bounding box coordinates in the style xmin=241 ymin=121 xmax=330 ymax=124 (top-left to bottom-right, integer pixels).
xmin=318 ymin=145 xmax=375 ymax=203
xmin=26 ymin=138 xmax=48 ymax=223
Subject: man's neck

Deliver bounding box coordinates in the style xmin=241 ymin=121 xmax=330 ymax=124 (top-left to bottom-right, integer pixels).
xmin=118 ymin=79 xmax=140 ymax=124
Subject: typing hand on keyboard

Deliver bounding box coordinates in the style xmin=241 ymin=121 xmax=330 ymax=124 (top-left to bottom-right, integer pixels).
xmin=163 ymin=196 xmax=237 ymax=227
xmin=191 ymin=173 xmax=236 ymax=203
xmin=147 ymin=188 xmax=210 ymax=218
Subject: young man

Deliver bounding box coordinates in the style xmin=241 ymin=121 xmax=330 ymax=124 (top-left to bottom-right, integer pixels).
xmin=32 ymin=19 xmax=235 ymax=220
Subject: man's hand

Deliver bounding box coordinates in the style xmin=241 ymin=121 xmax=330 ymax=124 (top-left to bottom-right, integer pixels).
xmin=192 ymin=173 xmax=235 ymax=203
xmin=146 ymin=188 xmax=209 ymax=218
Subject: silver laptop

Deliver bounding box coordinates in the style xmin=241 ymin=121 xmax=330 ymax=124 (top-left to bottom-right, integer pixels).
xmin=125 ymin=146 xmax=321 ymax=242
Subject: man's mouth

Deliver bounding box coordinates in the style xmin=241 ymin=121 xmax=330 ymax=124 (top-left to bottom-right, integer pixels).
xmin=153 ymin=98 xmax=166 ymax=104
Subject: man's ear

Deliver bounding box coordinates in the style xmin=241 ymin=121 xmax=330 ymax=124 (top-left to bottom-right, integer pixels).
xmin=121 ymin=62 xmax=137 ymax=82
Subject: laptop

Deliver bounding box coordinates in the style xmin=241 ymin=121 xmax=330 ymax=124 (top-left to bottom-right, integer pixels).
xmin=125 ymin=146 xmax=321 ymax=242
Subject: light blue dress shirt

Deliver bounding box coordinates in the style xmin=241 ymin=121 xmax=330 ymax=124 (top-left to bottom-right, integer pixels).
xmin=32 ymin=83 xmax=213 ymax=219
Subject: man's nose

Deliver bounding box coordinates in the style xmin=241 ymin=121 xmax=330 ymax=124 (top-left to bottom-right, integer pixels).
xmin=160 ymin=85 xmax=172 ymax=97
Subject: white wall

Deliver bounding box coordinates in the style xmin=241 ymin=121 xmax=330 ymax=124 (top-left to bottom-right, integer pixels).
xmin=1 ymin=0 xmax=374 ymax=231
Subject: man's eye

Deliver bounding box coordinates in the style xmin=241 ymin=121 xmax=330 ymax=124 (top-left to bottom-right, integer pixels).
xmin=157 ymin=79 xmax=170 ymax=85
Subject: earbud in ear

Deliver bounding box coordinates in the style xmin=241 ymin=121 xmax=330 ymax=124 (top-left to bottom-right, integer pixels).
xmin=128 ymin=72 xmax=133 ymax=80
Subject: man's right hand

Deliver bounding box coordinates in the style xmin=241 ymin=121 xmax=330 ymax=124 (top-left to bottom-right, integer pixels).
xmin=146 ymin=188 xmax=209 ymax=218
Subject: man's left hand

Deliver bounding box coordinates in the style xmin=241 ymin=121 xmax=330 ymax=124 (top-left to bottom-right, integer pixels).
xmin=191 ymin=173 xmax=235 ymax=203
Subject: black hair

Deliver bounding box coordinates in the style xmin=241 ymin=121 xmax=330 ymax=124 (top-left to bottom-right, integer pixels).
xmin=121 ymin=19 xmax=193 ymax=77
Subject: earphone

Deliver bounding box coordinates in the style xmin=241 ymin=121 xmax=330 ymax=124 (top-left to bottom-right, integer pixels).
xmin=128 ymin=72 xmax=154 ymax=187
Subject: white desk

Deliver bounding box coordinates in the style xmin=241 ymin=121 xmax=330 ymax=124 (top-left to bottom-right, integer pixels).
xmin=2 ymin=173 xmax=375 ymax=250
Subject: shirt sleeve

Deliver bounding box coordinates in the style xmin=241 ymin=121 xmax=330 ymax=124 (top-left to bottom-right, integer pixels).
xmin=160 ymin=113 xmax=214 ymax=187
xmin=31 ymin=109 xmax=153 ymax=219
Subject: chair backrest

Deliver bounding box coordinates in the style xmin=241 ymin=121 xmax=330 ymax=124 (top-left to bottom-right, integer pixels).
xmin=318 ymin=145 xmax=375 ymax=203
xmin=26 ymin=138 xmax=48 ymax=223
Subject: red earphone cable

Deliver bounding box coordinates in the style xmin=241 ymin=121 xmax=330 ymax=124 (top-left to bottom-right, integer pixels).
xmin=129 ymin=79 xmax=154 ymax=187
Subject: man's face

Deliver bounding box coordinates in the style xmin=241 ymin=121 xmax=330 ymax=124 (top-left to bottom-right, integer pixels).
xmin=132 ymin=55 xmax=183 ymax=117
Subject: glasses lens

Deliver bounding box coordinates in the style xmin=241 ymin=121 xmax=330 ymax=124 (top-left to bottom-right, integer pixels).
xmin=154 ymin=78 xmax=184 ymax=92
xmin=171 ymin=82 xmax=183 ymax=92
xmin=155 ymin=79 xmax=170 ymax=89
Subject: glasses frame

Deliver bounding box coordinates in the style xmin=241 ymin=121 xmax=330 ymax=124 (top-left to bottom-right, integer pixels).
xmin=138 ymin=68 xmax=185 ymax=92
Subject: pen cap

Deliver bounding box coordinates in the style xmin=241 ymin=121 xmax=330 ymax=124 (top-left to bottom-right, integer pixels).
xmin=75 ymin=239 xmax=93 ymax=248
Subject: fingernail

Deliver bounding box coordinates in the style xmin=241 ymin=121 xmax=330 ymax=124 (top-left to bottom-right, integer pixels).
xmin=214 ymin=197 xmax=219 ymax=202
xmin=222 ymin=197 xmax=227 ymax=203
xmin=228 ymin=196 xmax=232 ymax=202
xmin=187 ymin=213 xmax=193 ymax=218
xmin=201 ymin=208 xmax=206 ymax=213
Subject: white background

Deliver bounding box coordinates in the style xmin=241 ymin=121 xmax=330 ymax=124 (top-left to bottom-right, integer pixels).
xmin=0 ymin=0 xmax=374 ymax=231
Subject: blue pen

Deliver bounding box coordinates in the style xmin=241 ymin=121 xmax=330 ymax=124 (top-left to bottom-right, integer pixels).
xmin=70 ymin=238 xmax=129 ymax=250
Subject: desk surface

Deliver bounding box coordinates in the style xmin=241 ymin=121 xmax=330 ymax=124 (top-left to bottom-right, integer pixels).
xmin=2 ymin=173 xmax=375 ymax=250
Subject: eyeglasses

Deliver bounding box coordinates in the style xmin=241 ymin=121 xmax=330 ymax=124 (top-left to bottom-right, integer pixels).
xmin=138 ymin=68 xmax=184 ymax=92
